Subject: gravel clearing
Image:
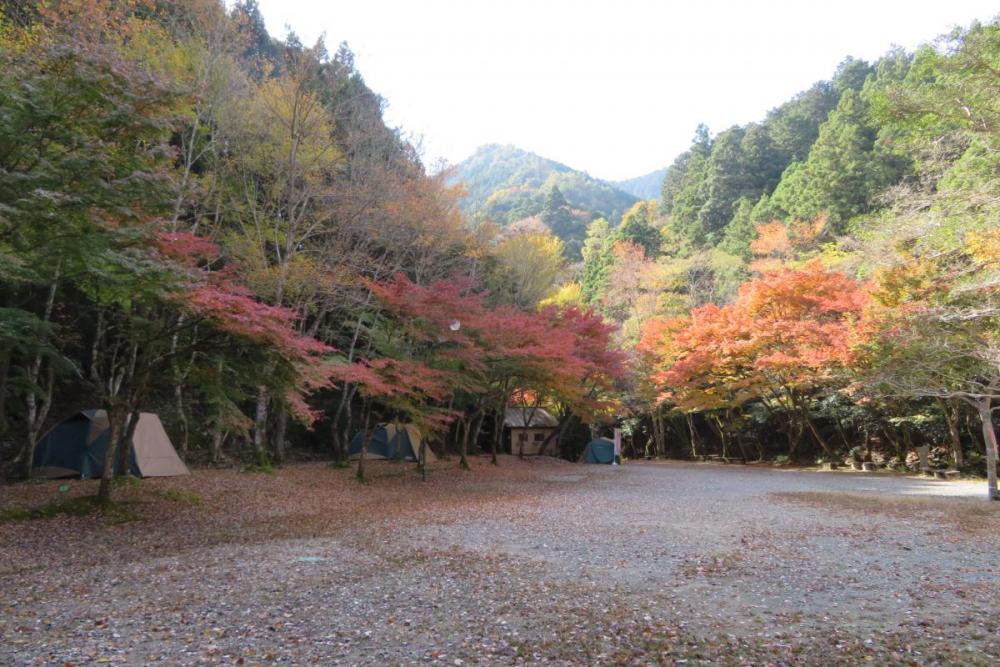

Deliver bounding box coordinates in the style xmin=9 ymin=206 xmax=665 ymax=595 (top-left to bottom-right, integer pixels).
xmin=2 ymin=458 xmax=998 ymax=665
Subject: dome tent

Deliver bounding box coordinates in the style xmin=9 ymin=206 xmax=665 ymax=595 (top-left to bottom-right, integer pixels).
xmin=348 ymin=423 xmax=436 ymax=463
xmin=32 ymin=409 xmax=190 ymax=479
xmin=580 ymin=437 xmax=615 ymax=464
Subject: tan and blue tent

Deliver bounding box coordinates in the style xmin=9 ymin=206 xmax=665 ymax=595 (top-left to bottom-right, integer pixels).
xmin=348 ymin=423 xmax=435 ymax=462
xmin=32 ymin=410 xmax=190 ymax=479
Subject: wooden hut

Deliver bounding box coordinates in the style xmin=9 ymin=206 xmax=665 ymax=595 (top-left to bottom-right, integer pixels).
xmin=504 ymin=407 xmax=559 ymax=456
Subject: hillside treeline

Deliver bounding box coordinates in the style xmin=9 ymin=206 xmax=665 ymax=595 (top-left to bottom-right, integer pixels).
xmin=573 ymin=21 xmax=1000 ymax=497
xmin=0 ymin=1 xmax=624 ymax=500
xmin=3 ymin=2 xmax=998 ymax=501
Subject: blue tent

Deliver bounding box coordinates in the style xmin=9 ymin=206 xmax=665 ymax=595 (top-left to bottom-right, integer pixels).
xmin=580 ymin=437 xmax=615 ymax=464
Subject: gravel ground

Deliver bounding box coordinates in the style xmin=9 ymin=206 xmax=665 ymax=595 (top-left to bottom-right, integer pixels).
xmin=1 ymin=458 xmax=998 ymax=665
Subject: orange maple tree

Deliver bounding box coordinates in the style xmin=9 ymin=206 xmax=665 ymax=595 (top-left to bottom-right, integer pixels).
xmin=642 ymin=261 xmax=868 ymax=458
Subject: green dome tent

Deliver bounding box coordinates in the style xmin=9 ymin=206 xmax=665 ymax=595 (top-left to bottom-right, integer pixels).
xmin=348 ymin=424 xmax=436 ymax=462
xmin=580 ymin=437 xmax=615 ymax=464
xmin=32 ymin=409 xmax=190 ymax=479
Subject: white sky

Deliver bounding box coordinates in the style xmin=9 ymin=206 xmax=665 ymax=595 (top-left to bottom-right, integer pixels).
xmin=253 ymin=0 xmax=999 ymax=181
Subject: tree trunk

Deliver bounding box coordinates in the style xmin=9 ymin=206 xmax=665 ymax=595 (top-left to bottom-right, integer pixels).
xmin=491 ymin=410 xmax=503 ymax=465
xmin=209 ymin=426 xmax=226 ymax=466
xmin=880 ymin=423 xmax=903 ymax=464
xmin=97 ymin=403 xmax=124 ymax=504
xmin=20 ymin=363 xmax=54 ymax=478
xmin=169 ymin=313 xmax=189 ymax=460
xmin=666 ymin=415 xmax=690 ymax=454
xmin=253 ymin=385 xmax=269 ymax=467
xmin=709 ymin=413 xmax=727 ymax=458
xmin=458 ymin=416 xmax=471 ymax=470
xmin=752 ymin=430 xmax=765 ymax=462
xmin=356 ymin=401 xmax=373 ymax=483
xmin=116 ymin=408 xmax=141 ymax=476
xmin=469 ymin=412 xmax=485 ymax=456
xmin=785 ymin=417 xmax=804 ymax=460
xmin=941 ymin=398 xmax=965 ymax=468
xmin=734 ymin=431 xmax=751 ymax=463
xmin=490 ymin=415 xmax=501 ymax=465
xmin=653 ymin=409 xmax=666 ymax=458
xmin=457 ymin=409 xmax=485 ymax=469
xmin=330 ymin=417 xmax=345 ymax=463
xmin=418 ymin=436 xmax=427 ymax=481
xmin=539 ymin=409 xmax=571 ymax=457
xmin=971 ymin=398 xmax=998 ymax=501
xmin=900 ymin=420 xmax=916 ymax=466
xmin=174 ymin=381 xmax=189 ymax=460
xmin=453 ymin=417 xmax=465 ymax=459
xmin=963 ymin=409 xmax=979 ymax=448
xmin=833 ymin=416 xmax=851 ymax=451
xmin=648 ymin=411 xmax=659 ymax=459
xmin=23 ymin=381 xmax=41 ymax=476
xmin=272 ymin=408 xmax=288 ymax=465
xmin=686 ymin=413 xmax=698 ymax=459
xmin=804 ymin=411 xmax=833 ymax=459
xmin=341 ymin=392 xmax=356 ymax=462
xmin=0 ymin=348 xmax=9 ymax=439
xmin=331 ymin=384 xmax=353 ymax=460
xmin=17 ymin=272 xmax=60 ymax=477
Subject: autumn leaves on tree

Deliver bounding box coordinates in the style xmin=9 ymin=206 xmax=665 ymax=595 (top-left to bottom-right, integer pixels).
xmin=2 ymin=3 xmax=1000 ymax=500
xmin=0 ymin=1 xmax=628 ymax=498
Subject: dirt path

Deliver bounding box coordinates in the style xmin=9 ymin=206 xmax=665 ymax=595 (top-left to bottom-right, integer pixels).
xmin=2 ymin=459 xmax=997 ymax=665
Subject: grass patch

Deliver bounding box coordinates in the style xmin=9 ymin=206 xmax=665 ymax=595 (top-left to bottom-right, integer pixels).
xmin=157 ymin=488 xmax=202 ymax=505
xmin=112 ymin=474 xmax=142 ymax=488
xmin=0 ymin=496 xmax=100 ymax=522
xmin=327 ymin=459 xmax=351 ymax=469
xmin=0 ymin=496 xmax=142 ymax=524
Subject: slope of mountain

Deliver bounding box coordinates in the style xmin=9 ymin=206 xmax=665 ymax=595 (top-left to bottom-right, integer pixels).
xmin=613 ymin=168 xmax=667 ymax=200
xmin=454 ymin=144 xmax=639 ymax=227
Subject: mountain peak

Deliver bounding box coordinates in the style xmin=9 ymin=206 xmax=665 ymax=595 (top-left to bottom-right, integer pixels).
xmin=452 ymin=145 xmax=641 ymax=259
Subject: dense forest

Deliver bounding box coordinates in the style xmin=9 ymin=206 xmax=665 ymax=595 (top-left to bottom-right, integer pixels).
xmin=0 ymin=0 xmax=624 ymax=502
xmin=1 ymin=1 xmax=999 ymax=501
xmin=572 ymin=24 xmax=1000 ymax=499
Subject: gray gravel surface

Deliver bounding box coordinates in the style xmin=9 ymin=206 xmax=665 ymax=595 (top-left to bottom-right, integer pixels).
xmin=2 ymin=460 xmax=997 ymax=665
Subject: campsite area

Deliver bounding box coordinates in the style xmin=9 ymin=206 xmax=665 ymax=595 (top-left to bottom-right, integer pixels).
xmin=2 ymin=458 xmax=997 ymax=665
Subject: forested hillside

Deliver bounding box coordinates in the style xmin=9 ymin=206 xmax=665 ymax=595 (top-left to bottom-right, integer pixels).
xmin=575 ymin=24 xmax=1000 ymax=498
xmin=2 ymin=1 xmax=999 ymax=502
xmin=453 ymin=144 xmax=639 ymax=258
xmin=0 ymin=1 xmax=623 ymax=500
xmin=614 ymin=168 xmax=667 ymax=200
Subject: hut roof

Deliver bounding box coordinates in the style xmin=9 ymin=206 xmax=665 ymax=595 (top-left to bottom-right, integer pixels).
xmin=503 ymin=407 xmax=558 ymax=428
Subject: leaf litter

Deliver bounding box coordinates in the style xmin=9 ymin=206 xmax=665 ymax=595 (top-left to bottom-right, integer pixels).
xmin=1 ymin=458 xmax=997 ymax=665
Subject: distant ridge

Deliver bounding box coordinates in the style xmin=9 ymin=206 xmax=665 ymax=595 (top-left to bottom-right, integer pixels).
xmin=453 ymin=144 xmax=639 ymax=223
xmin=614 ymin=168 xmax=667 ymax=201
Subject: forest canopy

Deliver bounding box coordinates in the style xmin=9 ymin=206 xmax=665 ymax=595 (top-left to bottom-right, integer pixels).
xmin=1 ymin=2 xmax=999 ymax=500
